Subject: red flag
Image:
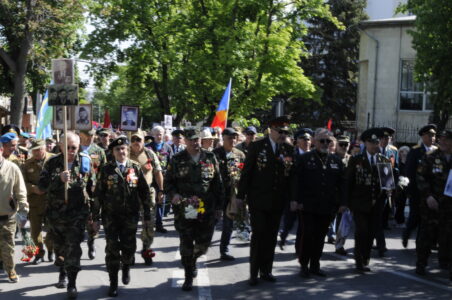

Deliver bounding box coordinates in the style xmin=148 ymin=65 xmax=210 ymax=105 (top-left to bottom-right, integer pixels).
xmin=327 ymin=118 xmax=332 ymax=131
xmin=103 ymin=109 xmax=111 ymax=128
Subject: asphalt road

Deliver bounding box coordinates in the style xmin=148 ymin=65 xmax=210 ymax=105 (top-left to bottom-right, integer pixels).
xmin=1 ymin=216 xmax=451 ymax=299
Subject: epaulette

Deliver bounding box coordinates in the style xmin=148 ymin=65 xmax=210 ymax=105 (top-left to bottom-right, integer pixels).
xmin=389 ymin=145 xmax=398 ymax=151
xmin=412 ymin=144 xmax=421 ymax=149
xmin=431 ymin=145 xmax=438 ymax=150
xmin=426 ymin=148 xmax=437 ymax=155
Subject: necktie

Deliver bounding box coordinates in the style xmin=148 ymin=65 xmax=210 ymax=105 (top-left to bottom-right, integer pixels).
xmin=370 ymin=155 xmax=375 ymax=166
xmin=119 ymin=164 xmax=125 ymax=173
xmin=275 ymin=143 xmax=279 ymax=156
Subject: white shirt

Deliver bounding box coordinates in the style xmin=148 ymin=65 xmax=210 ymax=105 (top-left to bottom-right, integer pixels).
xmin=116 ymin=160 xmax=127 ymax=171
xmin=366 ymin=151 xmax=377 ymax=166
xmin=423 ymin=143 xmax=433 ymax=152
xmin=297 ymin=148 xmax=305 ymax=155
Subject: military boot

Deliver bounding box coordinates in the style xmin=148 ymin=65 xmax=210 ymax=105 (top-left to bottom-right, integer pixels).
xmin=182 ymin=265 xmax=193 ymax=291
xmin=87 ymin=238 xmax=96 ymax=260
xmin=122 ymin=264 xmax=130 ymax=285
xmin=108 ymin=269 xmax=119 ymax=297
xmin=56 ymin=267 xmax=67 ymax=289
xmin=67 ymin=271 xmax=78 ymax=299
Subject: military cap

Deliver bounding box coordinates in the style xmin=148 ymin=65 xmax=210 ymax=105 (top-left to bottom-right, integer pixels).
xmin=418 ymin=124 xmax=437 ymax=136
xmin=437 ymin=129 xmax=452 ymax=139
xmin=171 ymin=129 xmax=184 ymax=137
xmin=108 ymin=136 xmax=129 ymax=150
xmin=295 ymin=128 xmax=313 ymax=139
xmin=380 ymin=127 xmax=395 ymax=137
xmin=46 ymin=137 xmax=56 ymax=143
xmin=360 ymin=128 xmax=383 ymax=143
xmin=1 ymin=124 xmax=20 ymax=136
xmin=244 ymin=126 xmax=257 ymax=135
xmin=200 ymin=128 xmax=213 ymax=139
xmin=131 ymin=129 xmax=145 ymax=139
xmin=269 ymin=115 xmax=290 ymax=131
xmin=97 ymin=128 xmax=111 ymax=136
xmin=337 ymin=135 xmax=350 ymax=143
xmin=30 ymin=139 xmax=46 ymax=150
xmin=222 ymin=127 xmax=238 ymax=136
xmin=80 ymin=128 xmax=96 ymax=136
xmin=0 ymin=132 xmax=19 ymax=144
xmin=185 ymin=127 xmax=201 ymax=139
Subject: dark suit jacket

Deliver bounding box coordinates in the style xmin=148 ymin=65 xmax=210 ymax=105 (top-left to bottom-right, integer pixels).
xmin=405 ymin=144 xmax=436 ymax=199
xmin=345 ymin=153 xmax=390 ymax=213
xmin=237 ymin=137 xmax=294 ymax=212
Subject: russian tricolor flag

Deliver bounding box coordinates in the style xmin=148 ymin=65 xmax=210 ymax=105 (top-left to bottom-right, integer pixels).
xmin=211 ymin=79 xmax=232 ymax=130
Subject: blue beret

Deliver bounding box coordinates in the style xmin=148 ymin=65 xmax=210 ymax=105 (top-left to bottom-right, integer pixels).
xmin=0 ymin=132 xmax=18 ymax=144
xmin=20 ymin=132 xmax=31 ymax=139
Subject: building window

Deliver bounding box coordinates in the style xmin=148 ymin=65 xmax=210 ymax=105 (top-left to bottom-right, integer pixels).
xmin=399 ymin=60 xmax=432 ymax=111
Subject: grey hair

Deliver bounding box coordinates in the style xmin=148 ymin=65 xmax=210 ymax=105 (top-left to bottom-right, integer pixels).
xmin=60 ymin=131 xmax=80 ymax=144
xmin=314 ymin=128 xmax=333 ymax=139
xmin=399 ymin=145 xmax=410 ymax=154
xmin=151 ymin=126 xmax=165 ymax=135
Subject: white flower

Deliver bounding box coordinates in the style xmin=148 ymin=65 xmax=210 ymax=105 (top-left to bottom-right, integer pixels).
xmin=184 ymin=205 xmax=198 ymax=219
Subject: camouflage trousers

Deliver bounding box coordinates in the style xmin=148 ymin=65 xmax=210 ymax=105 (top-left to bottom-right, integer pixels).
xmin=141 ymin=189 xmax=156 ymax=250
xmin=29 ymin=205 xmax=53 ymax=256
xmin=176 ymin=214 xmax=216 ymax=268
xmin=103 ymin=214 xmax=139 ymax=272
xmin=0 ymin=216 xmax=16 ymax=273
xmin=416 ymin=208 xmax=439 ymax=268
xmin=48 ymin=216 xmax=87 ymax=273
xmin=87 ymin=198 xmax=100 ymax=241
xmin=439 ymin=199 xmax=452 ymax=273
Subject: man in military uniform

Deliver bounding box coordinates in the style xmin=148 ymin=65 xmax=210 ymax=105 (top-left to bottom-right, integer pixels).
xmin=165 ymin=127 xmax=224 ymax=291
xmin=39 ymin=131 xmax=94 ymax=299
xmin=79 ymin=129 xmax=107 ymax=260
xmin=236 ymin=126 xmax=257 ymax=156
xmin=403 ymin=124 xmax=437 ymax=248
xmin=46 ymin=138 xmax=57 ymax=153
xmin=97 ymin=128 xmax=111 ymax=150
xmin=279 ymin=128 xmax=313 ymax=251
xmin=22 ymin=139 xmax=55 ymax=264
xmin=237 ymin=116 xmax=294 ymax=285
xmin=1 ymin=132 xmax=21 ymax=166
xmin=96 ymin=136 xmax=152 ymax=297
xmin=415 ymin=130 xmax=452 ymax=279
xmin=345 ymin=128 xmax=391 ymax=273
xmin=170 ymin=129 xmax=186 ymax=154
xmin=213 ymin=127 xmax=245 ymax=261
xmin=129 ymin=129 xmax=164 ymax=265
xmin=294 ymin=128 xmax=346 ymax=277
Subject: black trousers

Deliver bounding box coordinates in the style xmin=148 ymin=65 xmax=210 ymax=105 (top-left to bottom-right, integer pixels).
xmin=298 ymin=211 xmax=332 ymax=270
xmin=354 ymin=207 xmax=382 ymax=267
xmin=249 ymin=208 xmax=282 ymax=277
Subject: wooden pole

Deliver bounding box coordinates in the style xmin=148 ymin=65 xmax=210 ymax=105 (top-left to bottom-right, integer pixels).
xmin=63 ymin=106 xmax=68 ymax=204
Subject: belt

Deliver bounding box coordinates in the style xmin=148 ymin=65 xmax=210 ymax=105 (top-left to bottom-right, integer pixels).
xmin=0 ymin=215 xmax=9 ymax=221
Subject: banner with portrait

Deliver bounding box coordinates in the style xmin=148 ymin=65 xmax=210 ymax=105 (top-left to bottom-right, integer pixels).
xmin=120 ymin=105 xmax=139 ymax=131
xmin=377 ymin=162 xmax=396 ymax=190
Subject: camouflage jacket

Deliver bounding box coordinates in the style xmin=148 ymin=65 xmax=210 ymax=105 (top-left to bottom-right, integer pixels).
xmin=38 ymin=153 xmax=93 ymax=220
xmin=95 ymin=159 xmax=151 ymax=220
xmin=165 ymin=149 xmax=225 ymax=215
xmin=22 ymin=152 xmax=54 ymax=208
xmin=417 ymin=149 xmax=452 ymax=205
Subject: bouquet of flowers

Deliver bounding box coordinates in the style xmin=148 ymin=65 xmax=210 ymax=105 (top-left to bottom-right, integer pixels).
xmin=182 ymin=196 xmax=205 ymax=220
xmin=20 ymin=228 xmax=40 ymax=262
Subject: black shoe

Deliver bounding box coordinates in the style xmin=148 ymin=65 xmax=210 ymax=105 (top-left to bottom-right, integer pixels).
xmin=415 ymin=266 xmax=426 ymax=276
xmin=310 ymin=269 xmax=327 ymax=277
xmin=335 ymin=247 xmax=347 ymax=256
xmin=67 ymin=271 xmax=78 ymax=299
xmin=67 ymin=287 xmax=77 ymax=299
xmin=33 ymin=256 xmax=44 ymax=265
xmin=182 ymin=266 xmax=193 ymax=291
xmin=122 ymin=265 xmax=130 ymax=285
xmin=108 ymin=270 xmax=119 ymax=297
xmin=299 ymin=266 xmax=310 ymax=278
xmin=248 ymin=276 xmax=258 ymax=286
xmin=87 ymin=239 xmax=96 ymax=260
xmin=156 ymin=226 xmax=168 ymax=233
xmin=278 ymin=240 xmax=285 ymax=251
xmin=327 ymin=237 xmax=335 ymax=244
xmin=108 ymin=285 xmax=118 ymax=297
xmin=48 ymin=251 xmax=54 ymax=262
xmin=260 ymin=273 xmax=276 ymax=282
xmin=220 ymin=253 xmax=235 ymax=261
xmin=56 ymin=267 xmax=67 ymax=289
xmin=356 ymin=266 xmax=371 ymax=273
xmin=402 ymin=237 xmax=408 ymax=248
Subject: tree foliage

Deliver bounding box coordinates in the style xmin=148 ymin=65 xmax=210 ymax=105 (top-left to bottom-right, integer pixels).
xmin=84 ymin=0 xmax=341 ymax=126
xmin=0 ymin=0 xmax=86 ymax=125
xmin=286 ymin=0 xmax=367 ymax=129
xmin=399 ymin=0 xmax=452 ymax=129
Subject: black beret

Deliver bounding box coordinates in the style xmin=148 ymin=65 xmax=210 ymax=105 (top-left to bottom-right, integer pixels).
xmin=184 ymin=127 xmax=201 ymax=139
xmin=418 ymin=124 xmax=437 ymax=136
xmin=269 ymin=115 xmax=290 ymax=130
xmin=171 ymin=129 xmax=184 ymax=137
xmin=361 ymin=128 xmax=383 ymax=142
xmin=108 ymin=136 xmax=129 ymax=150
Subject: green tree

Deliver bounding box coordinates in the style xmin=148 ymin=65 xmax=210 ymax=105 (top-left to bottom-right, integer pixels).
xmin=0 ymin=0 xmax=86 ymax=125
xmin=398 ymin=0 xmax=452 ymax=129
xmin=286 ymin=0 xmax=367 ymax=129
xmin=84 ymin=0 xmax=341 ymax=126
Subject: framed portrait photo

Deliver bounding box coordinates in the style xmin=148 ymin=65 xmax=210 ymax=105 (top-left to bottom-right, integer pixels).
xmin=52 ymin=59 xmax=74 ymax=85
xmin=377 ymin=162 xmax=396 ymax=190
xmin=74 ymin=104 xmax=93 ymax=131
xmin=48 ymin=84 xmax=79 ymax=106
xmin=120 ymin=105 xmax=139 ymax=131
xmin=52 ymin=106 xmax=73 ymax=130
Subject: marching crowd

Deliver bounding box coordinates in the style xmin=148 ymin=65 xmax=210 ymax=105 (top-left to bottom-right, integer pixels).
xmin=0 ymin=116 xmax=451 ymax=299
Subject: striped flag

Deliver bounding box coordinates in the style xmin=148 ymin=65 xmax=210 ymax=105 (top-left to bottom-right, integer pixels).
xmin=211 ymin=79 xmax=232 ymax=130
xmin=36 ymin=89 xmax=53 ymax=139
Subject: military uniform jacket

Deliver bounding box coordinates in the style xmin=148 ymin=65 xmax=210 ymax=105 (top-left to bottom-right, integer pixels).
xmin=416 ymin=149 xmax=452 ymax=205
xmin=345 ymin=153 xmax=390 ymax=213
xmin=406 ymin=144 xmax=437 ymax=198
xmin=213 ymin=147 xmax=245 ymax=208
xmin=237 ymin=137 xmax=294 ymax=212
xmin=22 ymin=152 xmax=54 ymax=208
xmin=294 ymin=151 xmax=345 ymax=215
xmin=96 ymin=159 xmax=151 ymax=220
xmin=165 ymin=149 xmax=225 ymax=215
xmin=38 ymin=153 xmax=93 ymax=220
xmin=236 ymin=142 xmax=250 ymax=156
xmin=149 ymin=142 xmax=174 ymax=173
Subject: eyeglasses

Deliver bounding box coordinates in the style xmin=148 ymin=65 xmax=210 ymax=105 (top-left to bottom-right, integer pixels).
xmin=131 ymin=137 xmax=142 ymax=143
xmin=67 ymin=146 xmax=77 ymax=150
xmin=319 ymin=139 xmax=332 ymax=144
xmin=338 ymin=142 xmax=349 ymax=148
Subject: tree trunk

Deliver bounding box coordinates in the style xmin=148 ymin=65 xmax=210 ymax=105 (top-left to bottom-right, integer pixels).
xmin=10 ymin=68 xmax=27 ymax=126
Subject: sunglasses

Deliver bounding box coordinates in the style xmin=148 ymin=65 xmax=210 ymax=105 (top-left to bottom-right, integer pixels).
xmin=339 ymin=142 xmax=349 ymax=148
xmin=279 ymin=130 xmax=289 ymax=135
xmin=131 ymin=137 xmax=142 ymax=143
xmin=319 ymin=139 xmax=332 ymax=144
xmin=67 ymin=146 xmax=77 ymax=150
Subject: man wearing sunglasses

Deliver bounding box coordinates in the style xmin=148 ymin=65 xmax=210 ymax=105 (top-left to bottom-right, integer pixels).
xmin=236 ymin=126 xmax=257 ymax=156
xmin=293 ymin=128 xmax=346 ymax=278
xmin=129 ymin=129 xmax=164 ymax=266
xmin=236 ymin=115 xmax=294 ymax=286
xmin=345 ymin=128 xmax=391 ymax=273
xmin=39 ymin=131 xmax=93 ymax=298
